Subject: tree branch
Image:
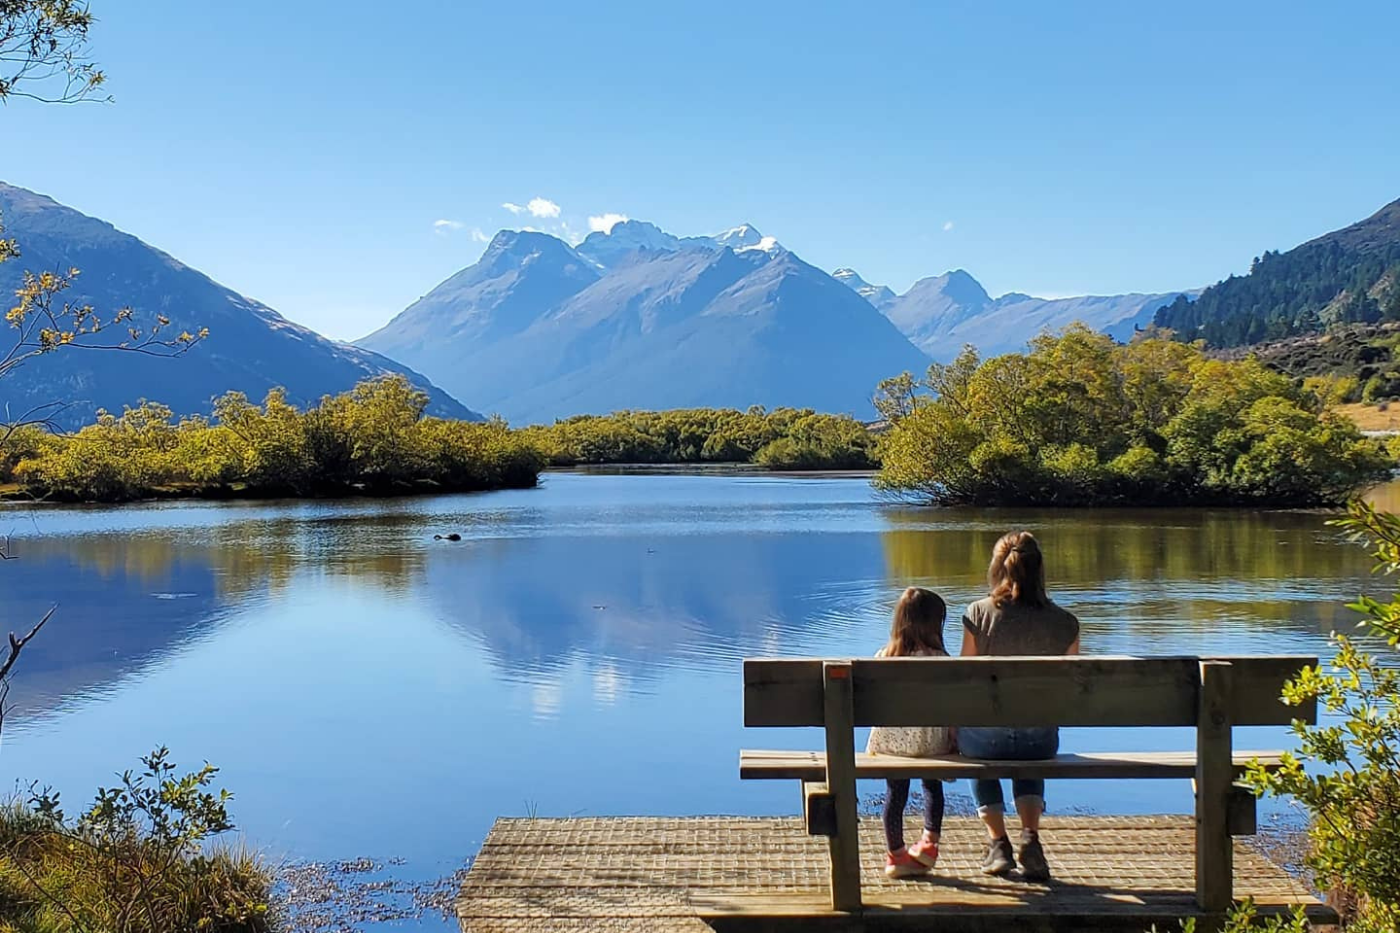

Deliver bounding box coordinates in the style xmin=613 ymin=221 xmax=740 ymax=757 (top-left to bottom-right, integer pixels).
xmin=0 ymin=604 xmax=54 ymax=683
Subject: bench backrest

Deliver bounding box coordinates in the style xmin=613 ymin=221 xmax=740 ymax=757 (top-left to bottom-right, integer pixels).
xmin=743 ymin=656 xmax=1317 ymax=728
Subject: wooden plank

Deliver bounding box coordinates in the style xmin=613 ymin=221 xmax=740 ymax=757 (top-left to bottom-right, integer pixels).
xmin=740 ymin=749 xmax=1289 ymax=781
xmin=457 ymin=814 xmax=1340 ymax=933
xmin=1212 ymin=655 xmax=1318 ymax=726
xmin=802 ymin=781 xmax=835 ymax=837
xmin=1196 ymin=660 xmax=1234 ymax=912
xmin=822 ymin=662 xmax=862 ymax=912
xmin=743 ymin=656 xmax=1314 ymax=728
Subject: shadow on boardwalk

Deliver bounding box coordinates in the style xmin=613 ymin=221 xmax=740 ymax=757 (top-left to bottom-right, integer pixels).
xmin=454 ymin=815 xmax=1334 ymax=932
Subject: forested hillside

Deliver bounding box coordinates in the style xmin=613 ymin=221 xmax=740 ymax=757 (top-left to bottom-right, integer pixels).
xmin=1154 ymin=198 xmax=1400 ymax=346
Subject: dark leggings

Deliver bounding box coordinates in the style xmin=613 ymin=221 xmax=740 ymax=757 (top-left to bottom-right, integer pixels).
xmin=882 ymin=779 xmax=945 ymax=852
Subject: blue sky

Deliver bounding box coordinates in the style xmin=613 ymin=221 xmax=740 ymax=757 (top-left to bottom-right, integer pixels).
xmin=3 ymin=0 xmax=1398 ymax=340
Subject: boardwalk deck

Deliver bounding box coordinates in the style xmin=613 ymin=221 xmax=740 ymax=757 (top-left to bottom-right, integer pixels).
xmin=455 ymin=815 xmax=1335 ymax=932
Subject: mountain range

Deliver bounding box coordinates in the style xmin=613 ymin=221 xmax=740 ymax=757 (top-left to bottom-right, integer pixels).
xmin=0 ymin=182 xmax=477 ymax=427
xmin=833 ymin=267 xmax=1191 ymax=362
xmin=359 ymin=222 xmax=929 ymax=424
xmin=10 ymin=179 xmax=1396 ymax=431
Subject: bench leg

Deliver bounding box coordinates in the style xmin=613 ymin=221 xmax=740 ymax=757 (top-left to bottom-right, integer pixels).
xmin=823 ymin=662 xmax=862 ymax=912
xmin=1196 ymin=660 xmax=1234 ymax=913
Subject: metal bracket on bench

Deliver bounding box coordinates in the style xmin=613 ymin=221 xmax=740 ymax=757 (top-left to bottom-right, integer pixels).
xmin=802 ymin=781 xmax=836 ymax=837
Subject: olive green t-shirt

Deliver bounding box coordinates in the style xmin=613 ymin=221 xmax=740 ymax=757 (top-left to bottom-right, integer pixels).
xmin=962 ymin=596 xmax=1079 ymax=656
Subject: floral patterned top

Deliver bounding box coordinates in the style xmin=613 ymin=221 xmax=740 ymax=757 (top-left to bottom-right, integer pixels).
xmin=865 ymin=646 xmax=956 ymax=758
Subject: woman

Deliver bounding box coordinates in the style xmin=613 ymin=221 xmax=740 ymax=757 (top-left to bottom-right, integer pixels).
xmin=959 ymin=531 xmax=1079 ymax=882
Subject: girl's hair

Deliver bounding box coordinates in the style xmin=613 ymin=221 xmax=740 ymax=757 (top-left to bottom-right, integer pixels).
xmin=883 ymin=587 xmax=948 ymax=657
xmin=988 ymin=531 xmax=1049 ymax=608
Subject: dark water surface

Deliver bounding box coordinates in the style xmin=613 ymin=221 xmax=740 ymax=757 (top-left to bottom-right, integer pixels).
xmin=0 ymin=472 xmax=1389 ymax=908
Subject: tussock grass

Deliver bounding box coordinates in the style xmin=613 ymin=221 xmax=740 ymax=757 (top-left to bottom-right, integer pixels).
xmin=0 ymin=800 xmax=274 ymax=933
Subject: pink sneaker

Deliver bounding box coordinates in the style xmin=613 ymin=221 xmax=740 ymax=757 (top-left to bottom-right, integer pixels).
xmin=884 ymin=848 xmax=929 ymax=879
xmin=909 ymin=837 xmax=940 ymax=869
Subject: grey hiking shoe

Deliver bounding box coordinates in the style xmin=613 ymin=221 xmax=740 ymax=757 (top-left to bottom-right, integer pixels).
xmin=1017 ymin=830 xmax=1050 ymax=882
xmin=981 ymin=836 xmax=1015 ymax=876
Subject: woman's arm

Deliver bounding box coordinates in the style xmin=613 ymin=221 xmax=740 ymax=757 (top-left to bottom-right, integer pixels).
xmin=1065 ymin=636 xmax=1080 ymax=656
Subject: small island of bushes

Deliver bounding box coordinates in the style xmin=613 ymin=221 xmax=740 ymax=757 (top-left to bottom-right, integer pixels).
xmin=873 ymin=326 xmax=1393 ymax=507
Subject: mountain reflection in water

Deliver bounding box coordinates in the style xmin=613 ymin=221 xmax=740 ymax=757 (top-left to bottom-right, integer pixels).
xmin=0 ymin=473 xmax=1389 ymax=869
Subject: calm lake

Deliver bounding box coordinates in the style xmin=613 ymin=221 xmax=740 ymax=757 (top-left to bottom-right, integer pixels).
xmin=1 ymin=471 xmax=1393 ymax=917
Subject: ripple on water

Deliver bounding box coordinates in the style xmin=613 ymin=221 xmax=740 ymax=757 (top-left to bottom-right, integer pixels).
xmin=0 ymin=472 xmax=1389 ymax=868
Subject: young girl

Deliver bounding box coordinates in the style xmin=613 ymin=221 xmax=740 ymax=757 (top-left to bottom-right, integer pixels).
xmin=867 ymin=586 xmax=955 ymax=878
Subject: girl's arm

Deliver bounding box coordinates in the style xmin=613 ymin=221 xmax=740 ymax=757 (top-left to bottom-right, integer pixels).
xmin=1065 ymin=636 xmax=1080 ymax=655
xmin=960 ymin=623 xmax=979 ymax=657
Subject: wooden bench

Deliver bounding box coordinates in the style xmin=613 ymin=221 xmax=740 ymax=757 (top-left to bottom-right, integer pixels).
xmin=741 ymin=655 xmax=1316 ymax=914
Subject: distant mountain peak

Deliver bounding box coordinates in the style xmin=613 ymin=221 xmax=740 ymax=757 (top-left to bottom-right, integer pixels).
xmin=832 ymin=267 xmax=897 ymax=310
xmin=360 ymin=223 xmax=927 ymax=424
xmin=576 ymin=220 xmax=684 ymax=270
xmin=574 ymin=218 xmax=783 ymax=270
xmin=712 ymin=223 xmax=782 ymax=254
xmin=0 ymin=182 xmax=479 ymax=426
xmin=871 ymin=263 xmax=1189 ymax=362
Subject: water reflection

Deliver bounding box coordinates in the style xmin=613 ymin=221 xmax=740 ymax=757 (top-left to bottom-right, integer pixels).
xmin=0 ymin=473 xmax=1392 ymax=871
xmin=2 ymin=479 xmax=1389 ymax=728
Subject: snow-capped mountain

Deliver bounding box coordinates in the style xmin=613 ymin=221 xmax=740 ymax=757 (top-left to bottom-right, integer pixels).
xmin=575 ymin=220 xmax=783 ymax=271
xmin=832 ymin=268 xmax=897 ymax=310
xmin=360 ymin=221 xmax=924 ymax=424
xmin=712 ymin=224 xmax=779 ymax=253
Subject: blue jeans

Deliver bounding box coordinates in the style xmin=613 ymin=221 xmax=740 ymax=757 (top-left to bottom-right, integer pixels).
xmin=959 ymin=726 xmax=1059 ymax=817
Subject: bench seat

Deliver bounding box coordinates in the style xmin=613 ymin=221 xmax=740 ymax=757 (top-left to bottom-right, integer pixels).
xmin=740 ymin=748 xmax=1288 ymax=781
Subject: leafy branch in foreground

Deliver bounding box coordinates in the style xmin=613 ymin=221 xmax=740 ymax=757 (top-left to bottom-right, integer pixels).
xmin=1239 ymin=499 xmax=1400 ymax=932
xmin=0 ymin=0 xmax=108 ymax=105
xmin=0 ymin=253 xmax=208 ymax=432
xmin=0 ymin=747 xmax=272 ymax=932
xmin=1152 ymin=900 xmax=1310 ymax=933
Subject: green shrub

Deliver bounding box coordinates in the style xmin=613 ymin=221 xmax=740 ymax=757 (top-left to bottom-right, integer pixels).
xmin=0 ymin=749 xmax=272 ymax=933
xmin=524 ymin=407 xmax=876 ymax=470
xmin=10 ymin=376 xmax=546 ymax=502
xmin=874 ymin=326 xmax=1391 ymax=507
xmin=1153 ymin=902 xmax=1310 ymax=933
xmin=1240 ymin=500 xmax=1400 ymax=932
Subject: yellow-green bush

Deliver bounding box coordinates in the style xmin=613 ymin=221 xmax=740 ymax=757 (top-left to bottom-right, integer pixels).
xmin=10 ymin=376 xmax=546 ymax=502
xmin=522 ymin=407 xmax=876 ymax=470
xmin=0 ymin=750 xmax=271 ymax=933
xmin=874 ymin=326 xmax=1392 ymax=507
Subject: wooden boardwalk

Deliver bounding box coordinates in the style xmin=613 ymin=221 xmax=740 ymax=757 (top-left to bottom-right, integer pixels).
xmin=456 ymin=815 xmax=1336 ymax=932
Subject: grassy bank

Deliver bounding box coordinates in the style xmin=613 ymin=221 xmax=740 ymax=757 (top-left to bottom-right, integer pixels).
xmin=0 ymin=751 xmax=272 ymax=933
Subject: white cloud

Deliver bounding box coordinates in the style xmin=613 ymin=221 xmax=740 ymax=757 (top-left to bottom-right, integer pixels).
xmin=559 ymin=220 xmax=585 ymax=246
xmin=502 ymin=202 xmax=525 ymax=214
xmin=943 ymin=220 xmax=955 ymax=232
xmin=471 ymin=228 xmax=490 ymax=243
xmin=433 ymin=219 xmax=464 ymax=236
xmin=588 ymin=212 xmax=629 ymax=233
xmin=527 ymin=197 xmax=561 ymax=219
